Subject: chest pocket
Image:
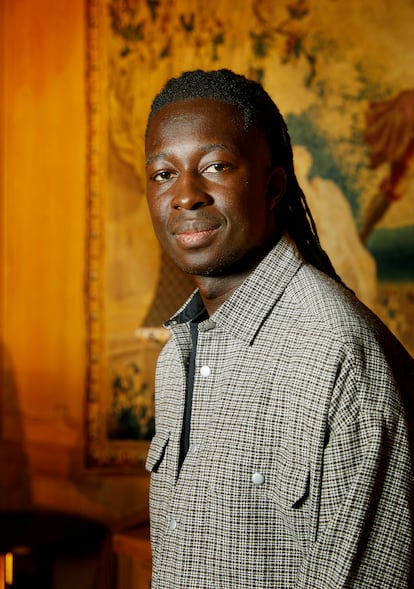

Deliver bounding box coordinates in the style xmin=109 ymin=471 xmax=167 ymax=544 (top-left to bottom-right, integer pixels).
xmin=146 ymin=428 xmax=170 ymax=474
xmin=208 ymin=447 xmax=309 ymax=506
xmin=206 ymin=444 xmax=311 ymax=548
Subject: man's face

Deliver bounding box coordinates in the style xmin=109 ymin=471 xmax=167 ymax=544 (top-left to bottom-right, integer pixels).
xmin=145 ymin=98 xmax=285 ymax=277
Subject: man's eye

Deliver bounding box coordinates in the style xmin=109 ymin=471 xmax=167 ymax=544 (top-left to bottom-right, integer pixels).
xmin=152 ymin=170 xmax=175 ymax=182
xmin=203 ymin=162 xmax=231 ymax=173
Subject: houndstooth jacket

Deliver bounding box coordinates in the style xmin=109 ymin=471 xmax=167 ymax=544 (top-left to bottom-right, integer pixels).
xmin=146 ymin=236 xmax=414 ymax=589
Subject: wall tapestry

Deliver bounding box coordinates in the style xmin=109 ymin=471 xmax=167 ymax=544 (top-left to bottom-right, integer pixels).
xmin=86 ymin=0 xmax=414 ymax=469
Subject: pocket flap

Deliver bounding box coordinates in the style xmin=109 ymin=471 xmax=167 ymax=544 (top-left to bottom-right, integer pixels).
xmin=267 ymin=458 xmax=310 ymax=509
xmin=145 ymin=428 xmax=170 ymax=473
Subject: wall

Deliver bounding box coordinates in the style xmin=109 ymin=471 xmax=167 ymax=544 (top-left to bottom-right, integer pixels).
xmin=0 ymin=0 xmax=149 ymax=522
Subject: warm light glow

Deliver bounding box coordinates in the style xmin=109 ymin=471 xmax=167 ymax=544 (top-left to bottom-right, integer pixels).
xmin=5 ymin=553 xmax=12 ymax=586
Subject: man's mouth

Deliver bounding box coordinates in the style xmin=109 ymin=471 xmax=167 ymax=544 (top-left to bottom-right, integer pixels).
xmin=175 ymin=228 xmax=218 ymax=247
xmin=170 ymin=217 xmax=221 ymax=248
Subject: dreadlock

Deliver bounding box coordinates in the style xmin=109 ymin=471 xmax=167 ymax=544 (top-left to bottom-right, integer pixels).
xmin=147 ymin=68 xmax=345 ymax=287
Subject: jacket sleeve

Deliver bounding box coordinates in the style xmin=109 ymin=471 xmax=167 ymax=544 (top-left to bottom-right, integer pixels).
xmin=297 ymin=350 xmax=414 ymax=588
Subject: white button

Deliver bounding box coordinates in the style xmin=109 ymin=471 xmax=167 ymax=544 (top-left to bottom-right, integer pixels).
xmin=168 ymin=519 xmax=177 ymax=531
xmin=200 ymin=365 xmax=211 ymax=377
xmin=251 ymin=472 xmax=265 ymax=486
xmin=189 ymin=443 xmax=199 ymax=454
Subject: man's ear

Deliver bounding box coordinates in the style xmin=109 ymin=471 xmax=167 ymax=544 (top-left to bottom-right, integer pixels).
xmin=267 ymin=167 xmax=287 ymax=211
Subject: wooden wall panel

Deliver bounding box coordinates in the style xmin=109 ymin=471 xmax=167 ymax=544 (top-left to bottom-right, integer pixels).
xmin=0 ymin=0 xmax=149 ymax=520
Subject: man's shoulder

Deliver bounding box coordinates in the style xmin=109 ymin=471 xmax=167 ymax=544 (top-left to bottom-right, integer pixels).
xmin=288 ymin=263 xmax=371 ymax=323
xmin=283 ymin=263 xmax=412 ymax=361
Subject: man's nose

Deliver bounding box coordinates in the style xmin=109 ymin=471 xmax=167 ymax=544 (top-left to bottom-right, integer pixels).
xmin=171 ymin=173 xmax=213 ymax=210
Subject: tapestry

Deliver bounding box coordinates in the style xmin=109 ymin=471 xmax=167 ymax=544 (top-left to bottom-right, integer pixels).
xmin=86 ymin=0 xmax=414 ymax=468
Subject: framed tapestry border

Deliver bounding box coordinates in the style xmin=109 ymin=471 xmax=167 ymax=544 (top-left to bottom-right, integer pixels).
xmin=85 ymin=0 xmax=166 ymax=470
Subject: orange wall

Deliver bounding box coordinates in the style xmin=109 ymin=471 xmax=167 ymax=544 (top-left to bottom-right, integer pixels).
xmin=0 ymin=0 xmax=148 ymax=520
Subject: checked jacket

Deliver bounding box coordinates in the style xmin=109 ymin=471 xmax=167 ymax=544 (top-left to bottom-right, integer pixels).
xmin=146 ymin=235 xmax=414 ymax=589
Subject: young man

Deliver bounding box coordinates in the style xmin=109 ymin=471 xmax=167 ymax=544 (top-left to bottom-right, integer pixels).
xmin=144 ymin=69 xmax=414 ymax=588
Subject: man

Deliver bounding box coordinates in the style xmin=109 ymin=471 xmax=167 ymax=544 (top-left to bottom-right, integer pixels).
xmin=144 ymin=69 xmax=414 ymax=588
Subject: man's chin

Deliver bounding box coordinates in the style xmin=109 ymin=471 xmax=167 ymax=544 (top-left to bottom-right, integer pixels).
xmin=171 ymin=243 xmax=274 ymax=279
xmin=177 ymin=258 xmax=253 ymax=278
xmin=178 ymin=265 xmax=221 ymax=277
xmin=171 ymin=254 xmax=230 ymax=277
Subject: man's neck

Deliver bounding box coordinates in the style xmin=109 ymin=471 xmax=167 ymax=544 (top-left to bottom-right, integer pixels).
xmin=190 ymin=236 xmax=281 ymax=316
xmin=194 ymin=270 xmax=254 ymax=316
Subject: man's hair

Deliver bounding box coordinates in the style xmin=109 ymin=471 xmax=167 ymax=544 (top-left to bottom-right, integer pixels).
xmin=147 ymin=68 xmax=345 ymax=286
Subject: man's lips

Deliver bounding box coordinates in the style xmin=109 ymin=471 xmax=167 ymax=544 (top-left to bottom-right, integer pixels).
xmin=169 ymin=216 xmax=221 ymax=248
xmin=174 ymin=227 xmax=219 ymax=247
xmin=170 ymin=218 xmax=221 ymax=234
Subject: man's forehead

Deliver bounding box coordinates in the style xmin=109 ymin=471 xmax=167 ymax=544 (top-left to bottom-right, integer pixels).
xmin=146 ymin=98 xmax=247 ymax=142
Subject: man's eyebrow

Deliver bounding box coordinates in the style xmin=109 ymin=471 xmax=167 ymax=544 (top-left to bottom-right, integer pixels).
xmin=145 ymin=152 xmax=167 ymax=167
xmin=145 ymin=143 xmax=232 ymax=167
xmin=200 ymin=143 xmax=228 ymax=153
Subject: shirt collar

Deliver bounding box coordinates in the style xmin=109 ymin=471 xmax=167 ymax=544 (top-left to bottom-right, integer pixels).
xmin=212 ymin=235 xmax=303 ymax=344
xmin=164 ymin=235 xmax=303 ymax=343
xmin=165 ymin=290 xmax=205 ymax=326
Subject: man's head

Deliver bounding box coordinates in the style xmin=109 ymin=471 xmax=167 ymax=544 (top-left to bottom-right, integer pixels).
xmin=145 ymin=69 xmax=343 ymax=285
xmin=145 ymin=95 xmax=285 ymax=277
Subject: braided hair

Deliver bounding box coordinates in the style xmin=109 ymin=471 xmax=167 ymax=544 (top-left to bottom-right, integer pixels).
xmin=146 ymin=68 xmax=344 ymax=286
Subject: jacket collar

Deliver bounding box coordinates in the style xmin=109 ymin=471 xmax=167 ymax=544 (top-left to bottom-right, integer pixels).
xmin=165 ymin=235 xmax=304 ymax=345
